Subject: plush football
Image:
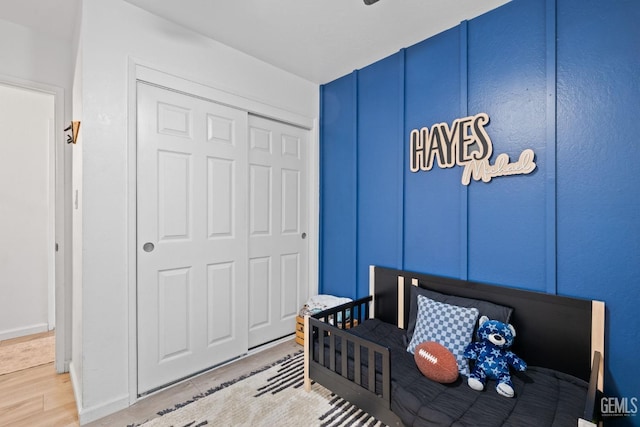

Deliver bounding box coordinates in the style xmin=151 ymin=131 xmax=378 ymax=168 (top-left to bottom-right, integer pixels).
xmin=414 ymin=341 xmax=459 ymax=383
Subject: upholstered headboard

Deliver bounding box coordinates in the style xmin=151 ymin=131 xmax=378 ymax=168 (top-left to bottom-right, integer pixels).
xmin=369 ymin=266 xmax=605 ymax=387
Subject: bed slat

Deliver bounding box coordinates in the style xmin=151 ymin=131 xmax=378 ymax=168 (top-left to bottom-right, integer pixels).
xmin=354 ymin=344 xmax=361 ymax=386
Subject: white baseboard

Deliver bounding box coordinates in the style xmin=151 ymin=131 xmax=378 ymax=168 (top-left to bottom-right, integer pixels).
xmin=77 ymin=390 xmax=130 ymax=425
xmin=0 ymin=323 xmax=48 ymax=341
xmin=68 ymin=361 xmax=83 ymax=418
xmin=69 ymin=360 xmax=131 ymax=425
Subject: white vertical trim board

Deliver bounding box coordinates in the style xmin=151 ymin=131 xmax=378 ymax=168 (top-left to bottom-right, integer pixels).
xmin=47 ymin=118 xmax=56 ymax=330
xmin=127 ymin=59 xmax=139 ymax=405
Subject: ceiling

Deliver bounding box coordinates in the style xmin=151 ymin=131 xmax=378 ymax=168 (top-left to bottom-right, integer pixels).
xmin=0 ymin=0 xmax=80 ymax=42
xmin=0 ymin=0 xmax=509 ymax=84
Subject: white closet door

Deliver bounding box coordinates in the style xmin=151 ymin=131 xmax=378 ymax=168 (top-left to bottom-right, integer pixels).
xmin=248 ymin=115 xmax=309 ymax=348
xmin=137 ymin=83 xmax=248 ymax=394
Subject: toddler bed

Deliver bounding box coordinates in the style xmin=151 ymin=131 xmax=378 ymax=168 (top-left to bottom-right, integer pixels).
xmin=303 ymin=266 xmax=604 ymax=427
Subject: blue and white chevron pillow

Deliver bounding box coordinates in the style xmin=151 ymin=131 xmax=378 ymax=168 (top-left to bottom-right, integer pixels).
xmin=407 ymin=294 xmax=479 ymax=376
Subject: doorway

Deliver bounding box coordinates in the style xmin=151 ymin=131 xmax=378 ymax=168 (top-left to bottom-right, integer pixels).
xmin=0 ymin=84 xmax=56 ymax=349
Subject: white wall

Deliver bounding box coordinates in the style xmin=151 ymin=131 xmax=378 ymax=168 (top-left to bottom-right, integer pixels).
xmin=0 ymin=85 xmax=54 ymax=339
xmin=0 ymin=19 xmax=72 ymax=90
xmin=74 ymin=0 xmax=319 ymax=422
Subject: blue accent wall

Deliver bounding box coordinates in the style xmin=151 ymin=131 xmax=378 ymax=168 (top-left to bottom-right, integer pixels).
xmin=319 ymin=0 xmax=640 ymax=421
xmin=404 ymin=27 xmax=465 ymax=278
xmin=320 ymin=73 xmax=358 ymax=294
xmin=356 ymin=54 xmax=404 ymax=298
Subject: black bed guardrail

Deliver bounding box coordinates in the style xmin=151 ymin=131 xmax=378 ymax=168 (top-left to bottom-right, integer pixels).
xmin=307 ymin=296 xmax=393 ymax=411
xmin=310 ymin=296 xmax=371 ymax=329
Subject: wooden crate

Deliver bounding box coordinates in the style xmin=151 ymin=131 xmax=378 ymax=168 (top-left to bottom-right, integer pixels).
xmin=295 ymin=315 xmax=359 ymax=346
xmin=295 ymin=315 xmax=305 ymax=345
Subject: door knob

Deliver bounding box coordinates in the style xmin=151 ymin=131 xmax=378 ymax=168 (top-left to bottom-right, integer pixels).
xmin=143 ymin=242 xmax=155 ymax=252
xmin=301 ymin=232 xmax=307 ymax=239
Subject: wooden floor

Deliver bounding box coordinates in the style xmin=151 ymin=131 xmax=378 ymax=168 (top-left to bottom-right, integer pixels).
xmin=0 ymin=333 xmax=299 ymax=426
xmin=0 ymin=332 xmax=79 ymax=427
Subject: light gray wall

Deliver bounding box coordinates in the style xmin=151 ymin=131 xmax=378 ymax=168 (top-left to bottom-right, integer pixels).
xmin=0 ymin=85 xmax=54 ymax=339
xmin=0 ymin=18 xmax=73 ymax=89
xmin=73 ymin=0 xmax=319 ymax=422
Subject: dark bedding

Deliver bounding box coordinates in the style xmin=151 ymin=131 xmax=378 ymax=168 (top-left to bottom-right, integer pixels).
xmin=318 ymin=319 xmax=588 ymax=427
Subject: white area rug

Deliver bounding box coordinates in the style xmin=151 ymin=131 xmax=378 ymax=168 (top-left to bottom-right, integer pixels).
xmin=139 ymin=352 xmax=386 ymax=427
xmin=0 ymin=334 xmax=55 ymax=376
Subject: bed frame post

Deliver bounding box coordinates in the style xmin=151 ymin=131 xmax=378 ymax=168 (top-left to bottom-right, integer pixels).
xmin=369 ymin=265 xmax=376 ymax=318
xmin=397 ymin=276 xmax=404 ymax=329
xmin=591 ymin=300 xmax=605 ymax=392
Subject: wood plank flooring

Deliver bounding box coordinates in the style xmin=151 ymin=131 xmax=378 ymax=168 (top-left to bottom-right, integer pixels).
xmin=0 ymin=332 xmax=79 ymax=427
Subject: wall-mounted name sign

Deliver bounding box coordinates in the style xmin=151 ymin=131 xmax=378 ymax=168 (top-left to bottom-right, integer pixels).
xmin=409 ymin=113 xmax=536 ymax=185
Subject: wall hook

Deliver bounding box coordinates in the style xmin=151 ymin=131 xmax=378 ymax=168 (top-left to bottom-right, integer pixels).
xmin=65 ymin=121 xmax=80 ymax=144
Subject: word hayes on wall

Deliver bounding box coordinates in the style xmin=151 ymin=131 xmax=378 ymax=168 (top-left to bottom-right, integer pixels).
xmin=409 ymin=113 xmax=536 ymax=185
